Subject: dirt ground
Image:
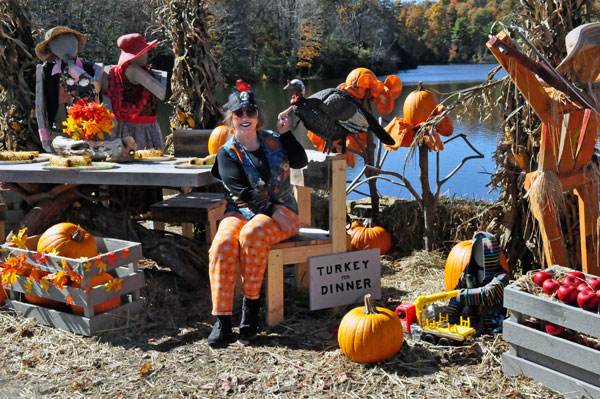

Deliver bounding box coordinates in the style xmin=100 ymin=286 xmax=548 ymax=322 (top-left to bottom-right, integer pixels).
xmin=0 ymin=251 xmax=565 ymax=399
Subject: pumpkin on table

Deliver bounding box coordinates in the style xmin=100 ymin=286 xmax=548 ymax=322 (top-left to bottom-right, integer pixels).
xmin=70 ymin=272 xmax=121 ymax=315
xmin=338 ymin=294 xmax=404 ymax=363
xmin=348 ymin=219 xmax=392 ymax=255
xmin=37 ymin=223 xmax=98 ymax=259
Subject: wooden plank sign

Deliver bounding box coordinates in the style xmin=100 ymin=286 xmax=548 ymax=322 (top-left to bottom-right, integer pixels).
xmin=308 ymin=249 xmax=381 ymax=310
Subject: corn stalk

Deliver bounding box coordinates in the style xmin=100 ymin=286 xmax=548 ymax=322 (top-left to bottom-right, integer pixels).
xmin=153 ymin=0 xmax=222 ymax=138
xmin=0 ymin=0 xmax=38 ymax=150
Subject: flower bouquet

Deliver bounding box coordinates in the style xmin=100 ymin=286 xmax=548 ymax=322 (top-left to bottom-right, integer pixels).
xmin=63 ymin=98 xmax=114 ymax=141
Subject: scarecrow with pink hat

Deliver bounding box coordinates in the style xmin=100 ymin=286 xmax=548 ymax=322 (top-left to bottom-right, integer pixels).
xmin=487 ymin=23 xmax=600 ymax=274
xmin=34 ymin=26 xmax=103 ymax=152
xmin=103 ymin=33 xmax=167 ymax=150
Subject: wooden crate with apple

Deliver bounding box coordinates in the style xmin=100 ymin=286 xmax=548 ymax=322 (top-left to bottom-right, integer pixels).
xmin=502 ymin=265 xmax=600 ymax=399
xmin=0 ymin=234 xmax=145 ymax=336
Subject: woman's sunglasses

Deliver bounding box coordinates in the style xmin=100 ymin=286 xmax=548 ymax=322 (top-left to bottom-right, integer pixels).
xmin=233 ymin=108 xmax=258 ymax=118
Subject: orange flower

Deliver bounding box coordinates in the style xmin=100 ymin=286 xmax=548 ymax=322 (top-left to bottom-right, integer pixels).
xmin=63 ymin=99 xmax=114 ymax=140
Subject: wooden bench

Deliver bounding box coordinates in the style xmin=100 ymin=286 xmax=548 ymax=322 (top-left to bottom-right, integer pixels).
xmin=265 ymin=151 xmax=347 ymax=325
xmin=150 ymin=129 xmax=225 ymax=240
xmin=149 ymin=192 xmax=226 ymax=241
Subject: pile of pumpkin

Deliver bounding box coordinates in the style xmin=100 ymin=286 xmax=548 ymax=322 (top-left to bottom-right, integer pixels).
xmin=0 ymin=222 xmax=120 ymax=315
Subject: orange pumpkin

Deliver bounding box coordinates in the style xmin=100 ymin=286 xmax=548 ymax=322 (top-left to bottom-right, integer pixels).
xmin=0 ymin=286 xmax=6 ymax=306
xmin=208 ymin=125 xmax=234 ymax=155
xmin=444 ymin=240 xmax=510 ymax=291
xmin=348 ymin=220 xmax=392 ymax=255
xmin=37 ymin=223 xmax=98 ymax=259
xmin=403 ymin=81 xmax=438 ymax=126
xmin=338 ymin=294 xmax=404 ymax=363
xmin=70 ymin=273 xmax=122 ymax=315
xmin=24 ymin=269 xmax=68 ymax=310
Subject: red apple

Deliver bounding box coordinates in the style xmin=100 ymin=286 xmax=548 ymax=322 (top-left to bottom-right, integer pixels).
xmin=566 ymin=271 xmax=586 ymax=281
xmin=578 ymin=283 xmax=592 ymax=292
xmin=533 ymin=271 xmax=553 ymax=287
xmin=586 ymin=277 xmax=600 ymax=291
xmin=558 ymin=284 xmax=578 ymax=303
xmin=542 ymin=279 xmax=561 ymax=295
xmin=562 ymin=275 xmax=585 ymax=288
xmin=545 ymin=322 xmax=565 ymax=336
xmin=577 ymin=289 xmax=599 ymax=310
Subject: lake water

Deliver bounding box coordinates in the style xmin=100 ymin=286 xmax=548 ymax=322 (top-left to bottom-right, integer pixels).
xmin=160 ymin=64 xmax=509 ymax=201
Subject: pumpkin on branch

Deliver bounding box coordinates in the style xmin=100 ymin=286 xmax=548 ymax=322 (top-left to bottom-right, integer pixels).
xmin=37 ymin=223 xmax=98 ymax=259
xmin=348 ymin=219 xmax=392 ymax=255
xmin=444 ymin=240 xmax=510 ymax=291
xmin=70 ymin=272 xmax=121 ymax=315
xmin=208 ymin=125 xmax=234 ymax=155
xmin=338 ymin=294 xmax=404 ymax=363
xmin=403 ymin=81 xmax=439 ymax=126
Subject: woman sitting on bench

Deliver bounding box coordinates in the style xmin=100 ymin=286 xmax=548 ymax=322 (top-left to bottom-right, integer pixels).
xmin=207 ymin=80 xmax=308 ymax=346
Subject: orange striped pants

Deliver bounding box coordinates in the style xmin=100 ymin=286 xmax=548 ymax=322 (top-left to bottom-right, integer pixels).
xmin=208 ymin=207 xmax=300 ymax=315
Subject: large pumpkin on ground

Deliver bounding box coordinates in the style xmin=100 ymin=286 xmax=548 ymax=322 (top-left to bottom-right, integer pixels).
xmin=338 ymin=294 xmax=404 ymax=363
xmin=403 ymin=81 xmax=438 ymax=126
xmin=70 ymin=273 xmax=121 ymax=315
xmin=444 ymin=240 xmax=510 ymax=291
xmin=37 ymin=223 xmax=98 ymax=259
xmin=208 ymin=125 xmax=234 ymax=155
xmin=348 ymin=220 xmax=392 ymax=255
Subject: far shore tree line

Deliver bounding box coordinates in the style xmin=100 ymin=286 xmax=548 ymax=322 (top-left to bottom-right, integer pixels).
xmin=21 ymin=0 xmax=552 ymax=83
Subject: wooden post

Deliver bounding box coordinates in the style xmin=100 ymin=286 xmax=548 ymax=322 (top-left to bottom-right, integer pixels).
xmin=574 ymin=180 xmax=600 ymax=275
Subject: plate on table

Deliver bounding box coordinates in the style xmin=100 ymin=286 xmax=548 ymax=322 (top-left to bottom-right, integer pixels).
xmin=41 ymin=162 xmax=120 ymax=171
xmin=134 ymin=155 xmax=175 ymax=162
xmin=0 ymin=153 xmax=52 ymax=165
xmin=173 ymin=160 xmax=213 ymax=169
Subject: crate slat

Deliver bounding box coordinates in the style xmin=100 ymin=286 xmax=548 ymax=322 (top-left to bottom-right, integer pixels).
xmin=503 ymin=352 xmax=600 ymax=399
xmin=503 ymin=269 xmax=600 ymax=399
xmin=5 ymin=297 xmax=145 ymax=336
xmin=503 ymin=319 xmax=600 ymax=378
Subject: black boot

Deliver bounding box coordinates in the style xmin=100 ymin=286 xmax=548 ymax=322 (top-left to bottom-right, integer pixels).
xmin=239 ymin=296 xmax=261 ymax=339
xmin=207 ymin=315 xmax=233 ymax=347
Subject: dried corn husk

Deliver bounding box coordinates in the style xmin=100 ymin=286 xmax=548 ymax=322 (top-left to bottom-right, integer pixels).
xmin=135 ymin=149 xmax=163 ymax=158
xmin=0 ymin=151 xmax=39 ymax=160
xmin=189 ymin=154 xmax=215 ymax=165
xmin=49 ymin=154 xmax=92 ymax=167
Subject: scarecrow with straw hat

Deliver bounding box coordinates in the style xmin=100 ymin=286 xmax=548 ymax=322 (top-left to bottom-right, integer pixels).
xmin=35 ymin=26 xmax=103 ymax=152
xmin=103 ymin=33 xmax=166 ymax=150
xmin=487 ymin=23 xmax=600 ymax=275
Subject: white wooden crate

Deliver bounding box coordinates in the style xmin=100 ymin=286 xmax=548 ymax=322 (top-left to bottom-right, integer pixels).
xmin=502 ymin=266 xmax=600 ymax=399
xmin=0 ymin=235 xmax=145 ymax=336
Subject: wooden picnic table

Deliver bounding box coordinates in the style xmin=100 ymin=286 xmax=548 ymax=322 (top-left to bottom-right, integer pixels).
xmin=0 ymin=158 xmax=218 ymax=187
xmin=0 ymin=157 xmax=220 ymax=287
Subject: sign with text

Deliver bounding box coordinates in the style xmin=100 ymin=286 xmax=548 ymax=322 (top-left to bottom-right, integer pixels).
xmin=308 ymin=249 xmax=381 ymax=310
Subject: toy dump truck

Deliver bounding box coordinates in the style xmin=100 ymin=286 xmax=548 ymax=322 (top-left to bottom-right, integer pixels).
xmin=394 ymin=290 xmax=476 ymax=345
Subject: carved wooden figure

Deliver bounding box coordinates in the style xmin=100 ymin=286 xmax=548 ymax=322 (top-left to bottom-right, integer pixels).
xmin=488 ymin=25 xmax=600 ymax=275
xmin=34 ymin=26 xmax=103 ymax=152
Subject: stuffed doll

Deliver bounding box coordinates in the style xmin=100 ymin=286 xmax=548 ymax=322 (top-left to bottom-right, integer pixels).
xmin=103 ymin=33 xmax=166 ymax=150
xmin=35 ymin=26 xmax=103 ymax=152
xmin=446 ymin=231 xmax=510 ymax=333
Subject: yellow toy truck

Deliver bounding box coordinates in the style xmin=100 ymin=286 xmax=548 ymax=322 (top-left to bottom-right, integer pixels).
xmin=394 ymin=290 xmax=476 ymax=345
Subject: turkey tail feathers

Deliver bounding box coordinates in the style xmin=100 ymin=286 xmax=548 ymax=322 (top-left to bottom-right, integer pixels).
xmin=364 ymin=111 xmax=395 ymax=145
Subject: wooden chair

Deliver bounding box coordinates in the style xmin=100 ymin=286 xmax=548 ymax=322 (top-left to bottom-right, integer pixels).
xmin=149 ymin=129 xmax=226 ymax=241
xmin=265 ymin=151 xmax=347 ymax=325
